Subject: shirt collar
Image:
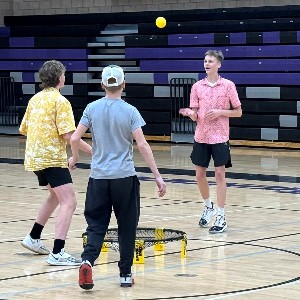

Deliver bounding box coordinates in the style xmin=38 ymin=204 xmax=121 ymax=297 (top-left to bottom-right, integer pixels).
xmin=203 ymin=75 xmax=222 ymax=87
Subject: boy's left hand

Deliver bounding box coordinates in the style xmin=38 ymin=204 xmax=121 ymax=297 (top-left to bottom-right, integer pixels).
xmin=68 ymin=157 xmax=77 ymax=170
xmin=205 ymin=109 xmax=221 ymax=120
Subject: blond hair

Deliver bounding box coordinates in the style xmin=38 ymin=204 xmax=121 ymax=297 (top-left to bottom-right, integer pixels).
xmin=204 ymin=50 xmax=224 ymax=63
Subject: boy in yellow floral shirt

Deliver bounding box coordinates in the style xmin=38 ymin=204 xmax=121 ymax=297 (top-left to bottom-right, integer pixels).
xmin=19 ymin=60 xmax=92 ymax=266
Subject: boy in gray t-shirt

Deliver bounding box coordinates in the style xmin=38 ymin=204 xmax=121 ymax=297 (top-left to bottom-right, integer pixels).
xmin=69 ymin=65 xmax=166 ymax=290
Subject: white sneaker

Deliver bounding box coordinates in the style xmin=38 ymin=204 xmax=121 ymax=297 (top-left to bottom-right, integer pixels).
xmin=209 ymin=215 xmax=227 ymax=234
xmin=46 ymin=248 xmax=81 ymax=266
xmin=21 ymin=234 xmax=50 ymax=255
xmin=199 ymin=202 xmax=217 ymax=227
xmin=120 ymin=273 xmax=134 ymax=287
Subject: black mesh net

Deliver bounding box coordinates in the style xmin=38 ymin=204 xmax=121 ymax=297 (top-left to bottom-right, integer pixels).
xmin=82 ymin=227 xmax=187 ymax=252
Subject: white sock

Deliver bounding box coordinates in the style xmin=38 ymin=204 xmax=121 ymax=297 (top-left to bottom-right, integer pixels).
xmin=81 ymin=260 xmax=92 ymax=267
xmin=217 ymin=207 xmax=225 ymax=216
xmin=204 ymin=198 xmax=212 ymax=208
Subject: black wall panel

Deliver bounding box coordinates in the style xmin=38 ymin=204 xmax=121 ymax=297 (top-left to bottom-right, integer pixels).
xmin=230 ymin=127 xmax=261 ymax=140
xmin=143 ymin=124 xmax=171 ymax=135
xmin=241 ymin=100 xmax=297 ymax=113
xmin=280 ymin=31 xmax=297 ymax=44
xmin=5 ymin=5 xmax=300 ymax=27
xmin=278 ymin=129 xmax=300 ymax=141
xmin=138 ymin=18 xmax=300 ymax=35
xmin=126 ymin=98 xmax=170 ymax=111
xmin=246 ymin=32 xmax=263 ymax=44
xmin=214 ymin=33 xmax=230 ymax=45
xmin=125 ymin=35 xmax=168 ymax=47
xmin=73 ymin=85 xmax=88 ymax=96
xmin=140 ymin=111 xmax=170 ymax=123
xmin=230 ymin=114 xmax=280 ymax=127
xmin=0 ymin=37 xmax=9 ymax=47
xmin=68 ymin=96 xmax=90 ymax=108
xmin=0 ymin=71 xmax=10 ymax=77
xmin=125 ymin=86 xmax=154 ymax=98
xmin=236 ymin=87 xmax=247 ymax=99
xmin=280 ymin=87 xmax=300 ymax=99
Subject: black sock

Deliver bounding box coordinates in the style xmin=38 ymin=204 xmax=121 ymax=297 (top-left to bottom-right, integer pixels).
xmin=29 ymin=222 xmax=44 ymax=240
xmin=53 ymin=239 xmax=65 ymax=254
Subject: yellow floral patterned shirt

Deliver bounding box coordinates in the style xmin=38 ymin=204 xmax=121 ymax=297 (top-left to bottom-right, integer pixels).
xmin=19 ymin=87 xmax=76 ymax=171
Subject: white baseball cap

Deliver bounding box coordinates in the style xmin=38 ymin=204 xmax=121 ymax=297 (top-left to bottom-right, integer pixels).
xmin=101 ymin=65 xmax=125 ymax=87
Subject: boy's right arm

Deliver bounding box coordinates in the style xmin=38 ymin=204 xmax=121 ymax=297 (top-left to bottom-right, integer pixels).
xmin=62 ymin=131 xmax=92 ymax=157
xmin=67 ymin=124 xmax=91 ymax=169
xmin=179 ymin=108 xmax=198 ymax=121
xmin=19 ymin=110 xmax=28 ymax=136
xmin=132 ymin=128 xmax=166 ymax=197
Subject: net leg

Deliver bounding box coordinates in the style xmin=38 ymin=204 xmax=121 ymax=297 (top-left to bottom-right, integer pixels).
xmin=154 ymin=228 xmax=165 ymax=251
xmin=133 ymin=240 xmax=145 ymax=264
xmin=181 ymin=234 xmax=187 ymax=258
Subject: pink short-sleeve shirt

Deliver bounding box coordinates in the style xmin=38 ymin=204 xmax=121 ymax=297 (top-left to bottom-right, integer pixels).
xmin=190 ymin=76 xmax=241 ymax=144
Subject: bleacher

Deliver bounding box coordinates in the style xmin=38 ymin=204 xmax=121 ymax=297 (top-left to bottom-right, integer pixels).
xmin=0 ymin=5 xmax=299 ymax=145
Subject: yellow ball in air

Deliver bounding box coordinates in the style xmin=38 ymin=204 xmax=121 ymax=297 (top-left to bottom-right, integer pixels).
xmin=156 ymin=17 xmax=167 ymax=28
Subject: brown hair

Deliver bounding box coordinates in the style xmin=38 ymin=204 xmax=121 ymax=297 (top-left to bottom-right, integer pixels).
xmin=39 ymin=60 xmax=66 ymax=89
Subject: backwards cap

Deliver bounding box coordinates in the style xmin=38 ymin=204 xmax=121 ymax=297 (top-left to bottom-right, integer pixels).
xmin=101 ymin=65 xmax=125 ymax=87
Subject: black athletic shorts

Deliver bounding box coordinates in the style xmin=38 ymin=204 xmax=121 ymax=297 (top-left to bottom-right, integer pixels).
xmin=190 ymin=141 xmax=232 ymax=168
xmin=34 ymin=167 xmax=73 ymax=188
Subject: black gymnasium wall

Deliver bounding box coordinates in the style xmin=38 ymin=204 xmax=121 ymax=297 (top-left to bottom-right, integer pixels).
xmin=0 ymin=5 xmax=299 ymax=144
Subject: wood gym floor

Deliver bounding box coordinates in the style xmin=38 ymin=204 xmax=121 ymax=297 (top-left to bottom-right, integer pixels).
xmin=0 ymin=135 xmax=299 ymax=300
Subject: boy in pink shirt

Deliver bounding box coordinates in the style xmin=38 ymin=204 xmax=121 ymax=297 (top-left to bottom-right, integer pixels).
xmin=179 ymin=50 xmax=242 ymax=233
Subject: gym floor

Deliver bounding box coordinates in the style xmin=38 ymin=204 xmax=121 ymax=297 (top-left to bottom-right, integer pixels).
xmin=0 ymin=135 xmax=299 ymax=299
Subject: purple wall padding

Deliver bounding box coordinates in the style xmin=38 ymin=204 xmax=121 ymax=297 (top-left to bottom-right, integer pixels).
xmin=64 ymin=61 xmax=88 ymax=71
xmin=222 ymin=59 xmax=300 ymax=71
xmin=221 ymin=73 xmax=300 ymax=85
xmin=0 ymin=60 xmax=87 ymax=71
xmin=9 ymin=37 xmax=35 ymax=47
xmin=127 ymin=45 xmax=300 ymax=60
xmin=0 ymin=27 xmax=10 ymax=37
xmin=168 ymin=33 xmax=214 ymax=45
xmin=0 ymin=61 xmax=43 ymax=70
xmin=141 ymin=59 xmax=300 ymax=72
xmin=263 ymin=32 xmax=280 ymax=44
xmin=141 ymin=60 xmax=202 ymax=71
xmin=22 ymin=72 xmax=35 ymax=82
xmin=0 ymin=49 xmax=87 ymax=59
xmin=230 ymin=33 xmax=246 ymax=44
xmin=126 ymin=47 xmax=207 ymax=59
xmin=153 ymin=72 xmax=300 ymax=85
xmin=140 ymin=59 xmax=300 ymax=72
xmin=154 ymin=73 xmax=169 ymax=84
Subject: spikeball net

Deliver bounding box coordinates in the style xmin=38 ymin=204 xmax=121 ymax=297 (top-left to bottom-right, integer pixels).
xmin=82 ymin=227 xmax=187 ymax=252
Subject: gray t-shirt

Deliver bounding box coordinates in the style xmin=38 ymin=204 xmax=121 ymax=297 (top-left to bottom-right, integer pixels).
xmin=80 ymin=97 xmax=146 ymax=179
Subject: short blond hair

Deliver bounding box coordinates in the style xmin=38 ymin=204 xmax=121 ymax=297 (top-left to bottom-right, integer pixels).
xmin=204 ymin=50 xmax=224 ymax=63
